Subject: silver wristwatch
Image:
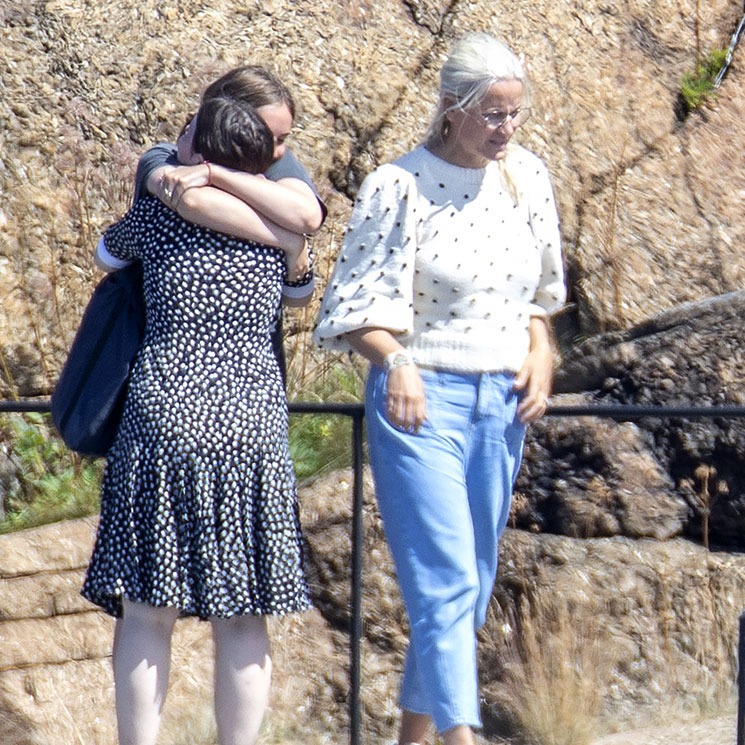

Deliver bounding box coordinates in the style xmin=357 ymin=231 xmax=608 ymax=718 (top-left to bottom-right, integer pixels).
xmin=383 ymin=350 xmax=415 ymax=372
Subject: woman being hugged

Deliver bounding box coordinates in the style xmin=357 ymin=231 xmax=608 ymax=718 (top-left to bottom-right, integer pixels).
xmin=135 ymin=65 xmax=327 ymax=375
xmin=314 ymin=32 xmax=565 ymax=745
xmin=83 ymin=95 xmax=312 ymax=745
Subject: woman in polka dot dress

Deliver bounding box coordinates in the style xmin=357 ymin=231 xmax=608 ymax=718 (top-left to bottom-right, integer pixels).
xmin=82 ymin=96 xmax=313 ymax=745
xmin=314 ymin=33 xmax=565 ymax=745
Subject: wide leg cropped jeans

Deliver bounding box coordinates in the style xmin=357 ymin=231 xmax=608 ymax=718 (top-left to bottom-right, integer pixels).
xmin=366 ymin=365 xmax=526 ymax=733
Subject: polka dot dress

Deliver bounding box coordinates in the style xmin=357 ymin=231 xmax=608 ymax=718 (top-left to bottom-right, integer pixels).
xmin=82 ymin=197 xmax=311 ymax=619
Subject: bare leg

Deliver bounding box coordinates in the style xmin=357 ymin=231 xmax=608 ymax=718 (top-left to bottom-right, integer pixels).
xmin=211 ymin=614 xmax=272 ymax=745
xmin=399 ymin=709 xmax=431 ymax=744
xmin=441 ymin=724 xmax=475 ymax=745
xmin=113 ymin=599 xmax=179 ymax=745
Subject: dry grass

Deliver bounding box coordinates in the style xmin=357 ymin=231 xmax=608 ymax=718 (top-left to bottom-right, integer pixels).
xmin=483 ymin=593 xmax=620 ymax=745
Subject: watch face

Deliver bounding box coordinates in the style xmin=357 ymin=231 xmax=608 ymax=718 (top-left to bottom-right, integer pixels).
xmin=386 ymin=352 xmax=412 ymax=371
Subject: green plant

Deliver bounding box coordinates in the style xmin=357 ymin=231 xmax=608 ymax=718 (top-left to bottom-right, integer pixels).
xmin=288 ymin=360 xmax=366 ymax=482
xmin=0 ymin=360 xmax=364 ymax=533
xmin=0 ymin=413 xmax=103 ymax=534
xmin=680 ymin=48 xmax=728 ymax=112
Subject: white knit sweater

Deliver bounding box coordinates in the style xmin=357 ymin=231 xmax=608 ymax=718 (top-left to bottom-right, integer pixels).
xmin=314 ymin=144 xmax=565 ymax=373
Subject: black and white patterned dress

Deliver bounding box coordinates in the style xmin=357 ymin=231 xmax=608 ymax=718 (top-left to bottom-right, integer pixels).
xmin=82 ymin=196 xmax=312 ymax=619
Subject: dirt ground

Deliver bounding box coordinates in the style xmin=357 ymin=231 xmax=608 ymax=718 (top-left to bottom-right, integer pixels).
xmin=591 ymin=714 xmax=736 ymax=745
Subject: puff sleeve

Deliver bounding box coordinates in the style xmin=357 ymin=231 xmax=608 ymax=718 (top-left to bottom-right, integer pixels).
xmin=522 ymin=158 xmax=566 ymax=317
xmin=314 ymin=165 xmax=418 ymax=351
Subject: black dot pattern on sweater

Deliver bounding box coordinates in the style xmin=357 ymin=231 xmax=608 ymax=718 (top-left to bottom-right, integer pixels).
xmin=314 ymin=148 xmax=565 ymax=371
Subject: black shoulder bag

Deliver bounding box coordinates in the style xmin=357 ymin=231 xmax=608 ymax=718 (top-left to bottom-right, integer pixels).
xmin=51 ymin=261 xmax=145 ymax=457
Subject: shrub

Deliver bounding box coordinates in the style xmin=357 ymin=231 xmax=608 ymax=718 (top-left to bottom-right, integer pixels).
xmin=0 ymin=412 xmax=103 ymax=534
xmin=680 ymin=48 xmax=728 ymax=113
xmin=288 ymin=359 xmax=366 ymax=483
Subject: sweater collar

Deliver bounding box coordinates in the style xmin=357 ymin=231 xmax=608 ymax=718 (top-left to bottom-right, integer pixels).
xmin=417 ymin=145 xmax=490 ymax=185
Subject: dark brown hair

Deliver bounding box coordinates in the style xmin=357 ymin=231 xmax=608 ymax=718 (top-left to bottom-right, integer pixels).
xmin=202 ymin=65 xmax=296 ymax=119
xmin=193 ymin=96 xmax=274 ymax=174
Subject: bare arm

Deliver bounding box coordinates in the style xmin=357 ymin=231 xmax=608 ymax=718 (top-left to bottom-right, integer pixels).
xmin=513 ymin=315 xmax=554 ymax=424
xmin=345 ymin=327 xmax=427 ymax=433
xmin=155 ymin=162 xmax=322 ymax=235
xmin=164 ymin=114 xmax=323 ymax=235
xmin=148 ymin=165 xmax=306 ymax=252
xmin=205 ymin=167 xmax=323 ymax=234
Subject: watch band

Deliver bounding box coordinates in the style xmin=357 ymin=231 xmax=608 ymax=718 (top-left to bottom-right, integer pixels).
xmin=383 ymin=350 xmax=414 ymax=372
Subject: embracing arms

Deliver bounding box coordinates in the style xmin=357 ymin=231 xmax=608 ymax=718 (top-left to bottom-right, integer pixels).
xmin=147 ymin=165 xmax=312 ymax=250
xmin=140 ymin=146 xmax=324 ymax=303
xmin=150 ymin=163 xmax=322 ymax=237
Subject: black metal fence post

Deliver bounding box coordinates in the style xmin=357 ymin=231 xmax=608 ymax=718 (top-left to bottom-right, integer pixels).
xmin=738 ymin=612 xmax=745 ymax=745
xmin=288 ymin=401 xmax=366 ymax=745
xmin=350 ymin=408 xmax=365 ymax=745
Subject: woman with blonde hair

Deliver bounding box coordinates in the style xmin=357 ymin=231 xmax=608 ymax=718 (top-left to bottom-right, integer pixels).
xmin=315 ymin=32 xmax=565 ymax=745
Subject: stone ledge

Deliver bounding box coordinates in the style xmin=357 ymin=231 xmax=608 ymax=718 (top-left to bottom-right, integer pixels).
xmin=0 ymin=612 xmax=113 ymax=670
xmin=0 ymin=568 xmax=91 ymax=621
xmin=0 ymin=517 xmax=97 ymax=578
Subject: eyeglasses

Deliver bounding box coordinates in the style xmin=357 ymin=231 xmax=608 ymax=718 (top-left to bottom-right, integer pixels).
xmin=475 ymin=107 xmax=532 ymax=131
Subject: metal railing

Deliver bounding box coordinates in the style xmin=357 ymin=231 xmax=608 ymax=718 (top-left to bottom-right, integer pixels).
xmin=2 ymin=398 xmax=745 ymax=745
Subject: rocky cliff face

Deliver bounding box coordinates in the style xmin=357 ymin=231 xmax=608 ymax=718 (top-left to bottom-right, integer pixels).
xmin=2 ymin=1 xmax=745 ymax=743
xmin=520 ymin=291 xmax=745 ymax=548
xmin=1 ymin=0 xmax=743 ymax=393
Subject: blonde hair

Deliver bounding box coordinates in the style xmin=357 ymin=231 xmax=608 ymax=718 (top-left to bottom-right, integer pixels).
xmin=426 ymin=32 xmax=530 ymax=202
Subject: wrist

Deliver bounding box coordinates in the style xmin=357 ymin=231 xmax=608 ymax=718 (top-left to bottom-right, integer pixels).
xmin=286 ymin=232 xmax=306 ymax=253
xmin=383 ymin=349 xmax=415 ymax=372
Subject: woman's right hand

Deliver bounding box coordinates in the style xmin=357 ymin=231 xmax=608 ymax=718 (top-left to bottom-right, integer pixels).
xmin=159 ymin=163 xmax=211 ymax=208
xmin=385 ymin=363 xmax=427 ymax=433
xmin=344 ymin=328 xmax=427 ymax=432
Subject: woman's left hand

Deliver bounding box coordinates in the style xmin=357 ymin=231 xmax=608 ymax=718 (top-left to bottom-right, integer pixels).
xmin=284 ymin=236 xmax=310 ymax=282
xmin=513 ymin=317 xmax=554 ymax=424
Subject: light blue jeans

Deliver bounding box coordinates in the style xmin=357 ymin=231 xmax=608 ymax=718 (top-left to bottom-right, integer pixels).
xmin=366 ymin=365 xmax=526 ymax=733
